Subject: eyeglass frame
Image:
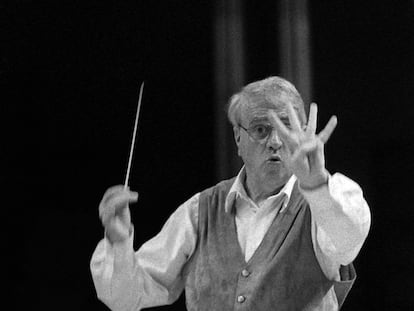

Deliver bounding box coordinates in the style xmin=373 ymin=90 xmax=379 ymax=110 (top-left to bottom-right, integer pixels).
xmin=238 ymin=123 xmax=274 ymax=143
xmin=238 ymin=122 xmax=306 ymax=144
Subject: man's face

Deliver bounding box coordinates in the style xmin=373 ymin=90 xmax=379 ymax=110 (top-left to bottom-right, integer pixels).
xmin=235 ymin=99 xmax=297 ymax=188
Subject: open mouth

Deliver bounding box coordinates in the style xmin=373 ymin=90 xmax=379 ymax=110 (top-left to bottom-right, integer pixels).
xmin=268 ymin=155 xmax=281 ymax=162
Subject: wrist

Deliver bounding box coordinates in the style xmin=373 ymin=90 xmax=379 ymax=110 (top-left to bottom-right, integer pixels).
xmin=299 ymin=171 xmax=329 ymax=191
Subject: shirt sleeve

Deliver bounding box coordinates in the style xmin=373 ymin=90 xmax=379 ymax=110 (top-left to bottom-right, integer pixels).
xmin=300 ymin=173 xmax=371 ymax=281
xmin=90 ymin=192 xmax=200 ymax=311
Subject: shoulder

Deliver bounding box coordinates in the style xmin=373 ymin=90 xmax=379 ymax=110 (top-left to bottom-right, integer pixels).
xmin=173 ymin=176 xmax=235 ymax=220
xmin=200 ymin=177 xmax=237 ymax=198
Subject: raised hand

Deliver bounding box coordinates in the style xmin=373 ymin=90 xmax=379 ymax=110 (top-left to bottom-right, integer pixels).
xmin=269 ymin=103 xmax=337 ymax=189
xmin=99 ymin=185 xmax=138 ymax=243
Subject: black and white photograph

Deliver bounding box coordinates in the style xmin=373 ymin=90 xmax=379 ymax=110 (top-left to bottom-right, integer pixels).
xmin=3 ymin=1 xmax=414 ymax=310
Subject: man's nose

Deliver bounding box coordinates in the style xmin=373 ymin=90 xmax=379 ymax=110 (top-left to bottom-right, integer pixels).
xmin=266 ymin=130 xmax=282 ymax=150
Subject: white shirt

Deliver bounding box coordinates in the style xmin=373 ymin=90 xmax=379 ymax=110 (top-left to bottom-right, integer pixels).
xmin=90 ymin=170 xmax=371 ymax=310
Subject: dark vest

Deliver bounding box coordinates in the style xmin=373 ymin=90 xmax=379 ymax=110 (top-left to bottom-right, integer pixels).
xmin=183 ymin=178 xmax=356 ymax=311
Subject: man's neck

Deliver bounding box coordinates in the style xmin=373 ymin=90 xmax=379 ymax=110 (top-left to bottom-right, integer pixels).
xmin=244 ymin=174 xmax=288 ymax=205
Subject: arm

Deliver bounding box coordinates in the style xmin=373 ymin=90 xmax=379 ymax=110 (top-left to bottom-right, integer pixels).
xmin=90 ymin=191 xmax=200 ymax=311
xmin=269 ymin=102 xmax=371 ymax=279
xmin=301 ymin=173 xmax=371 ymax=279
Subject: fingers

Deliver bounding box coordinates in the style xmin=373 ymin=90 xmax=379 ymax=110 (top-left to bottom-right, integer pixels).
xmin=268 ymin=110 xmax=291 ymax=142
xmin=291 ymin=139 xmax=319 ymax=163
xmin=286 ymin=102 xmax=302 ymax=131
xmin=101 ymin=185 xmax=127 ymax=206
xmin=306 ymin=103 xmax=318 ymax=135
xmin=99 ymin=187 xmax=138 ymax=226
xmin=318 ymin=115 xmax=338 ymax=143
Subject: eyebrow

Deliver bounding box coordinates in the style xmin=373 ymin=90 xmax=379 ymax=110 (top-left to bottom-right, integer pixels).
xmin=248 ymin=117 xmax=270 ymax=126
xmin=248 ymin=111 xmax=292 ymax=126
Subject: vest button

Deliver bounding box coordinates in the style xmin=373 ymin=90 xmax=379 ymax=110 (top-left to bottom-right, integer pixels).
xmin=241 ymin=269 xmax=250 ymax=277
xmin=237 ymin=295 xmax=246 ymax=303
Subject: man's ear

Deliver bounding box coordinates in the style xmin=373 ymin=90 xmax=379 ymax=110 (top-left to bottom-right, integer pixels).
xmin=233 ymin=126 xmax=241 ymax=146
xmin=233 ymin=126 xmax=242 ymax=156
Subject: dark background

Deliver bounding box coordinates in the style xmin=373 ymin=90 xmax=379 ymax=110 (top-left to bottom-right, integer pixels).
xmin=3 ymin=1 xmax=413 ymax=310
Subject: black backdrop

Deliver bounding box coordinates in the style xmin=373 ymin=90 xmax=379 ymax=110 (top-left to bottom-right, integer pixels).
xmin=3 ymin=1 xmax=414 ymax=310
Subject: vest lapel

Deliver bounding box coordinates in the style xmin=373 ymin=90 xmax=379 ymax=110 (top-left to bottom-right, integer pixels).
xmin=247 ymin=182 xmax=305 ymax=264
xmin=228 ymin=181 xmax=304 ymax=265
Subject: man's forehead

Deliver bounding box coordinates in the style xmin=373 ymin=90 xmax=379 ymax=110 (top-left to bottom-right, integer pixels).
xmin=241 ymin=101 xmax=290 ymax=123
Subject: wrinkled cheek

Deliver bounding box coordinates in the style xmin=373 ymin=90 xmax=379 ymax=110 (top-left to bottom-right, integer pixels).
xmin=280 ymin=149 xmax=293 ymax=171
xmin=241 ymin=149 xmax=262 ymax=171
xmin=243 ymin=150 xmax=257 ymax=167
xmin=280 ymin=147 xmax=289 ymax=161
xmin=236 ymin=145 xmax=248 ymax=165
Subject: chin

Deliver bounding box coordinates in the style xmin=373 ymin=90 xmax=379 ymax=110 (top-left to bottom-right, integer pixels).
xmin=266 ymin=167 xmax=290 ymax=182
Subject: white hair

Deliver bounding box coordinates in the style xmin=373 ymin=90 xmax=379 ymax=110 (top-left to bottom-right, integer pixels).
xmin=227 ymin=76 xmax=306 ymax=127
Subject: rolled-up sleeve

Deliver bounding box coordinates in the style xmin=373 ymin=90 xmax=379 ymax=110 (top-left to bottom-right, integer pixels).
xmin=301 ymin=173 xmax=371 ymax=280
xmin=90 ymin=193 xmax=200 ymax=311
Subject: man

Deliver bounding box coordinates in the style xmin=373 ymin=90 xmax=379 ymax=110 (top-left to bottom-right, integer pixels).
xmin=90 ymin=76 xmax=371 ymax=310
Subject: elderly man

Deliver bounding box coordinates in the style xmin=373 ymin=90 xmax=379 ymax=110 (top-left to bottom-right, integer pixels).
xmin=91 ymin=76 xmax=371 ymax=310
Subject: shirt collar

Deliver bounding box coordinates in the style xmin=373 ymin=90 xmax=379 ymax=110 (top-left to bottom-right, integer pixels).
xmin=225 ymin=166 xmax=297 ymax=213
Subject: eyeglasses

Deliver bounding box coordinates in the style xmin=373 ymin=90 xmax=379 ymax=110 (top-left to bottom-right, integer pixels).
xmin=239 ymin=122 xmax=301 ymax=143
xmin=239 ymin=123 xmax=274 ymax=142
